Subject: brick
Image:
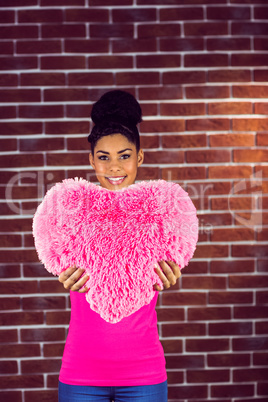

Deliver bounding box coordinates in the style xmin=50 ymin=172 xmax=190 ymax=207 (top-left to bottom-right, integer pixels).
xmin=162 ymin=133 xmax=206 ymax=147
xmin=90 ymin=0 xmax=132 ymax=3
xmin=210 ymin=260 xmax=254 ymax=274
xmin=207 ymin=37 xmax=250 ymax=51
xmin=156 ymin=308 xmax=184 ymax=322
xmin=188 ymin=307 xmax=231 ymax=321
xmin=0 ymin=25 xmax=38 ymax=39
xmin=0 ymin=138 xmax=17 ymax=151
xmin=210 ymin=133 xmax=254 ymax=147
xmin=0 ymin=0 xmax=37 ymax=3
xmin=65 ymin=39 xmax=109 ymax=53
xmin=0 ymin=57 xmax=37 ymax=71
xmin=66 ymin=104 xmax=91 ymax=118
xmin=253 ymin=352 xmax=268 ymax=365
xmin=42 ymin=24 xmax=85 ymax=39
xmin=139 ymin=86 xmax=182 ymax=100
xmin=19 ymin=9 xmax=63 ymax=23
xmin=254 ymin=38 xmax=268 ymax=51
xmin=141 ymin=119 xmax=184 ymax=133
xmin=67 ymin=136 xmax=91 ymax=151
xmin=68 ymin=72 xmax=113 ymax=86
xmin=0 ymin=249 xmax=38 ymax=264
xmin=0 ymin=312 xmax=43 ymax=326
xmin=113 ymin=8 xmax=156 ymax=22
xmin=233 ymin=85 xmax=268 ymax=98
xmin=66 ymin=8 xmax=109 ymax=22
xmin=21 ymin=328 xmax=66 ymax=342
xmin=144 ymin=150 xmax=183 ymax=164
xmin=185 ymin=54 xmax=228 ymax=67
xmin=46 ymin=374 xmax=59 ymax=388
xmin=256 ymin=321 xmax=268 ymax=336
xmin=186 ymin=86 xmax=229 ymax=99
xmin=162 ymin=323 xmax=206 ymax=337
xmin=44 ymin=88 xmax=89 ymax=102
xmin=187 ymin=118 xmax=231 ymax=131
xmin=162 ymin=166 xmax=204 ymax=181
xmin=207 ymin=6 xmax=250 ymax=20
xmin=89 ymin=56 xmax=133 ymax=69
xmin=0 ymin=105 xmax=17 ymax=118
xmin=0 ymin=392 xmax=21 ymax=402
xmin=161 ymin=339 xmax=183 ymax=355
xmin=24 ymin=390 xmax=58 ymax=402
xmin=39 ymin=279 xmax=69 ymax=293
xmin=90 ymin=24 xmax=133 ymax=38
xmin=112 ymin=38 xmax=157 ymax=53
xmin=45 ymin=121 xmax=89 ymax=135
xmin=209 ymin=321 xmax=252 ymax=336
xmin=0 ymin=375 xmax=43 ymax=389
xmin=211 ymin=384 xmax=254 ymax=398
xmin=0 ymin=234 xmax=21 ymax=247
xmin=208 ymin=69 xmax=251 ymax=82
xmin=234 ymin=149 xmax=268 ymax=162
xmin=46 ymin=152 xmax=88 ymax=166
xmin=234 ymin=337 xmax=268 ymax=352
xmin=234 ymin=368 xmax=268 ymax=382
xmin=0 ymin=280 xmax=38 ymax=295
xmin=19 ymin=105 xmax=64 ymax=119
xmin=186 ymin=338 xmax=229 ymax=352
xmin=257 ymin=260 xmax=268 ymax=273
xmin=182 ymin=276 xmax=227 ymax=290
xmin=0 ymin=41 xmax=13 ymax=54
xmin=212 ymin=228 xmax=255 ymax=242
xmin=0 ymin=265 xmax=21 ymax=279
xmin=160 ymin=7 xmax=203 ymax=20
xmin=0 ymin=122 xmax=42 ymax=135
xmin=230 ymin=274 xmax=268 ymax=288
xmin=257 ymin=290 xmax=268 ymax=306
xmin=208 ymin=353 xmax=251 ymax=367
xmin=43 ymin=342 xmax=65 ymax=357
xmin=116 ymin=72 xmax=159 ymax=86
xmin=160 ymin=37 xmax=203 ymax=52
xmin=186 ymin=149 xmax=230 ymax=163
xmin=42 ymin=0 xmax=84 ymax=4
xmin=254 ymin=6 xmax=268 ymax=19
xmin=0 ymin=297 xmax=20 ymax=310
xmin=184 ymin=22 xmax=228 ymax=36
xmin=209 ymin=102 xmax=252 ymax=115
xmin=46 ymin=311 xmax=71 ymax=325
xmin=21 ymin=359 xmax=61 ymax=374
xmin=41 ymin=56 xmax=85 ymax=70
xmin=138 ymin=23 xmax=180 ymax=38
xmin=0 ymin=10 xmax=14 ymax=23
xmin=163 ymin=71 xmax=205 ymax=85
xmin=233 ymin=118 xmax=268 ymax=131
xmin=0 ymin=361 xmax=17 ymax=374
xmin=167 ymin=354 xmax=204 ymax=370
xmin=0 ymin=73 xmax=18 ymax=86
xmin=0 ymin=89 xmax=40 ymax=103
xmin=187 ymin=369 xmax=229 ymax=383
xmin=168 ymin=385 xmax=208 ymax=400
xmin=22 ymin=297 xmax=66 ymax=310
xmin=255 ymin=70 xmax=268 ymax=82
xmin=166 ymin=370 xmax=184 ymax=384
xmin=232 ymin=22 xmax=268 ymax=36
xmin=162 ymin=291 xmax=207 ymax=306
xmin=21 ymin=73 xmax=65 ymax=86
xmin=17 ymin=40 xmax=62 ymax=54
xmin=0 ymin=154 xmax=44 ymax=168
xmin=137 ymin=54 xmax=181 ymax=68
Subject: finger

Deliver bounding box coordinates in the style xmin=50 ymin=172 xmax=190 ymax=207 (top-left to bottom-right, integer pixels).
xmin=75 ymin=274 xmax=90 ymax=293
xmin=157 ymin=260 xmax=177 ymax=286
xmin=154 ymin=264 xmax=172 ymax=289
xmin=166 ymin=260 xmax=181 ymax=279
xmin=153 ymin=283 xmax=162 ymax=292
xmin=62 ymin=268 xmax=87 ymax=290
xmin=58 ymin=266 xmax=78 ymax=283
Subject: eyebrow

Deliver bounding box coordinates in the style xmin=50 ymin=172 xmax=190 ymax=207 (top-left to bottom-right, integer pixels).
xmin=96 ymin=148 xmax=133 ymax=155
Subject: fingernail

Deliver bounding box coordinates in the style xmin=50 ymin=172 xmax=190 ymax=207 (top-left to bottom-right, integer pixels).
xmin=154 ymin=263 xmax=158 ymax=269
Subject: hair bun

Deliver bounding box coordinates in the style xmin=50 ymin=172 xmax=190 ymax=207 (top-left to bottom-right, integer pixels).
xmin=91 ymin=90 xmax=142 ymax=127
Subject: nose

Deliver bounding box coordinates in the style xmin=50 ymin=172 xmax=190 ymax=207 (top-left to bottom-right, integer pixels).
xmin=108 ymin=159 xmax=122 ymax=173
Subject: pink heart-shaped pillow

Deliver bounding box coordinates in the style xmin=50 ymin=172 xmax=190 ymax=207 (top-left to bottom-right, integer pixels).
xmin=33 ymin=179 xmax=198 ymax=323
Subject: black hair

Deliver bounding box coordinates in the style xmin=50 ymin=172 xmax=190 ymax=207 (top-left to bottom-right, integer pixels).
xmin=88 ymin=90 xmax=142 ymax=154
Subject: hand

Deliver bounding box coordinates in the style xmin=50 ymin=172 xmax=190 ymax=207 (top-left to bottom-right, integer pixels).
xmin=153 ymin=260 xmax=181 ymax=291
xmin=58 ymin=266 xmax=89 ymax=293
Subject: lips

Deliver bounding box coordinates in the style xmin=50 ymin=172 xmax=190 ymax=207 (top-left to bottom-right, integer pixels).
xmin=106 ymin=176 xmax=126 ymax=185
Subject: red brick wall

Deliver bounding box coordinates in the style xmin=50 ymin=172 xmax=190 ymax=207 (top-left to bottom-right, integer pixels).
xmin=0 ymin=1 xmax=268 ymax=401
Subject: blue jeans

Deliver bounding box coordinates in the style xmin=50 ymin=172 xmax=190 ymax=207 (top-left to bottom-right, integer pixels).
xmin=58 ymin=380 xmax=168 ymax=402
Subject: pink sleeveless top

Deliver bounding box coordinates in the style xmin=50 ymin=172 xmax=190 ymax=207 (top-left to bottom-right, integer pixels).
xmin=59 ymin=291 xmax=167 ymax=386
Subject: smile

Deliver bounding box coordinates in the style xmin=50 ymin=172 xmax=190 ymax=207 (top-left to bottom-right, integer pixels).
xmin=106 ymin=176 xmax=126 ymax=185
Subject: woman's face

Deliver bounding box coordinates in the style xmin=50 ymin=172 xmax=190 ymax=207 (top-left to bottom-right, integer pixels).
xmin=89 ymin=133 xmax=144 ymax=191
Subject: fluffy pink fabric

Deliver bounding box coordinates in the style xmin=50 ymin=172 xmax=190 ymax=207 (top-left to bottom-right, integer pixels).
xmin=33 ymin=179 xmax=198 ymax=323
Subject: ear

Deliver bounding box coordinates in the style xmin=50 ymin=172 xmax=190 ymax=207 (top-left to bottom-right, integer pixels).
xmin=89 ymin=152 xmax=95 ymax=169
xmin=137 ymin=149 xmax=144 ymax=167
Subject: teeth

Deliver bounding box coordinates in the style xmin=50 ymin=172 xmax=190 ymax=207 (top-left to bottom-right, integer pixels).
xmin=108 ymin=177 xmax=125 ymax=181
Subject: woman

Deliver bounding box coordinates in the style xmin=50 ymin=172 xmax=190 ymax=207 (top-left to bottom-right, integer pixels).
xmin=58 ymin=90 xmax=181 ymax=401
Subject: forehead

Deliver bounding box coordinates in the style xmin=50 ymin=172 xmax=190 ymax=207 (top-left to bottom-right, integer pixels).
xmin=95 ymin=133 xmax=134 ymax=151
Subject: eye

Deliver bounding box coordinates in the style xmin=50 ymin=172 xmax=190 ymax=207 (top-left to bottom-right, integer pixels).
xmin=120 ymin=154 xmax=131 ymax=159
xmin=98 ymin=155 xmax=108 ymax=160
